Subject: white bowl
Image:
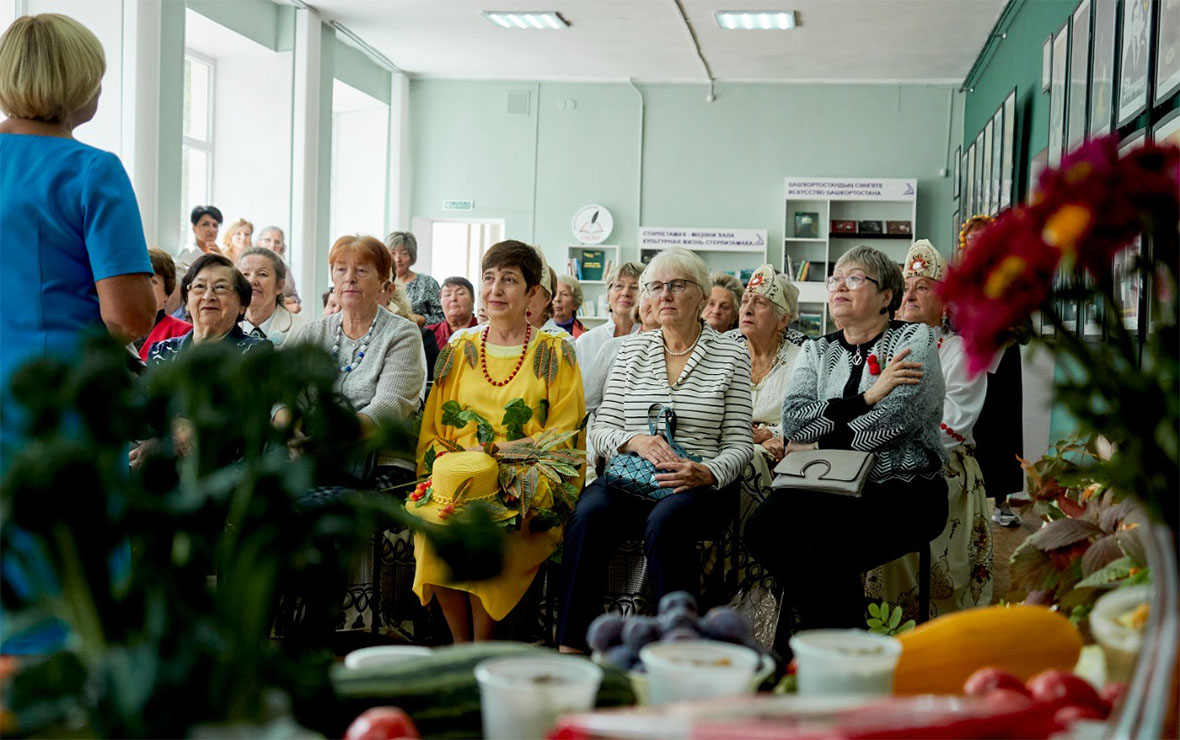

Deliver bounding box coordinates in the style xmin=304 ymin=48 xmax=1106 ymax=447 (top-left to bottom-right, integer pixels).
xmin=343 ymin=645 xmax=433 ymax=670
xmin=639 ymin=640 xmax=761 ymax=705
xmin=1089 ymin=585 xmax=1152 ymax=683
xmin=475 ymin=655 xmax=603 ymax=740
xmin=788 ymin=629 xmax=901 ymax=696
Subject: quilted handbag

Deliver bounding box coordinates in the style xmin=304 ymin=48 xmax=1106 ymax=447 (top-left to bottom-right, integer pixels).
xmin=603 ymin=405 xmax=702 ymax=501
xmin=771 ymin=449 xmax=875 ymax=497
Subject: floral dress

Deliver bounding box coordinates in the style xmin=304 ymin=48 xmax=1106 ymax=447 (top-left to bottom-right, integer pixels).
xmin=400 ymin=272 xmax=444 ymax=325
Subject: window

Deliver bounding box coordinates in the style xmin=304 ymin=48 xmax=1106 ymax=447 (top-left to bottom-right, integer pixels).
xmin=180 ymin=51 xmax=214 ymax=244
xmin=430 ymin=221 xmax=503 ymax=287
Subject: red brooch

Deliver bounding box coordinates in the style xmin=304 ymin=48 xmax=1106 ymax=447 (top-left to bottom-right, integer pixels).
xmin=867 ymin=353 xmax=881 ymax=375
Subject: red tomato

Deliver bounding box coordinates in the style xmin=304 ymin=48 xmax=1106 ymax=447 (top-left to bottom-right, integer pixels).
xmin=1026 ymin=670 xmax=1104 ymax=711
xmin=1053 ymin=703 xmax=1107 ymax=725
xmin=343 ymin=707 xmax=420 ymax=740
xmin=963 ymin=667 xmax=1031 ymax=697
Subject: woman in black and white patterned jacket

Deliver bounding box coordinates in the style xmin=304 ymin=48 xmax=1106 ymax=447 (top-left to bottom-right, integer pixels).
xmin=743 ymin=245 xmax=948 ymax=632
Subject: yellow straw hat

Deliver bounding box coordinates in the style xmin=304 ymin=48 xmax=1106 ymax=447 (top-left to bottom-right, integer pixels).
xmin=405 ymin=450 xmax=510 ymax=524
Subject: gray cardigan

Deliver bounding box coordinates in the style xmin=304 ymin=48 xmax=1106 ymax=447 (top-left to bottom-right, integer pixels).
xmin=292 ymin=307 xmax=426 ymax=423
xmin=782 ymin=320 xmax=946 ymax=483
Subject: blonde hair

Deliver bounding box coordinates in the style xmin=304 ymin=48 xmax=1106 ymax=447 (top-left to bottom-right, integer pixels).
xmin=387 ymin=281 xmax=413 ymax=319
xmin=0 ymin=14 xmax=106 ymax=123
xmin=222 ymin=218 xmax=254 ymax=262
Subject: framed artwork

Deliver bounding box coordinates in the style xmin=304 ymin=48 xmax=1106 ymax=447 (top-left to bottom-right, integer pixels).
xmin=1042 ymin=36 xmax=1054 ymax=92
xmin=1067 ymin=0 xmax=1091 ymax=148
xmin=952 ymin=209 xmax=961 ymax=252
xmin=974 ymin=130 xmax=985 ymax=213
xmin=1117 ymin=0 xmax=1153 ymax=127
xmin=1118 ymin=130 xmax=1147 ymax=334
xmin=965 ymin=142 xmax=976 ymax=217
xmin=990 ymin=109 xmax=1003 ymax=215
xmin=1153 ymin=106 xmax=1180 ymax=146
xmin=1001 ymin=89 xmax=1017 ymax=209
xmin=1090 ymin=0 xmax=1118 ymax=136
xmin=982 ymin=121 xmax=994 ymax=215
xmin=1049 ymin=22 xmax=1069 ymax=167
xmin=1028 ymin=147 xmax=1049 ymax=205
xmin=1157 ymin=0 xmax=1180 ymax=104
xmin=953 ymin=145 xmax=961 ymax=199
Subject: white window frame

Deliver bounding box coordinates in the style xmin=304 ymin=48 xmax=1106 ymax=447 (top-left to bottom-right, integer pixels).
xmin=182 ymin=49 xmax=216 ymax=211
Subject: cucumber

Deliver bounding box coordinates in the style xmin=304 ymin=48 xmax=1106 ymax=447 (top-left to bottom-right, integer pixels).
xmin=330 ymin=642 xmax=635 ymax=739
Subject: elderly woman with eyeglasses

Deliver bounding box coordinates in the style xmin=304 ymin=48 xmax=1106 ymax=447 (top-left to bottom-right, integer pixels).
xmin=557 ymin=247 xmax=754 ymax=652
xmin=742 ymin=245 xmax=947 ymax=633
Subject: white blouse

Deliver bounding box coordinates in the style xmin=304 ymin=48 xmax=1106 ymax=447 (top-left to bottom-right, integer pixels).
xmin=937 ymin=330 xmax=987 ymax=452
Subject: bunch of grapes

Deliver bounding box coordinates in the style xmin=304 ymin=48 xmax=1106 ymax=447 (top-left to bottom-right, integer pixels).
xmin=588 ymin=591 xmax=757 ymax=671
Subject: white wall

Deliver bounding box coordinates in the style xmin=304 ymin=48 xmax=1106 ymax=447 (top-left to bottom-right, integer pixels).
xmin=24 ymin=0 xmax=124 ymax=157
xmin=329 ymin=80 xmax=388 ymax=248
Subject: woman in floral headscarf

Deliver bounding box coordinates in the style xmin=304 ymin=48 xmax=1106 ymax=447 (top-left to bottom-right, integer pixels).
xmin=865 ymin=239 xmax=994 ymax=619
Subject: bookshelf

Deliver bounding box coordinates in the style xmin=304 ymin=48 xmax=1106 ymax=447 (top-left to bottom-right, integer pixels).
xmin=637 ymin=242 xmax=768 ymax=288
xmin=566 ymin=245 xmax=619 ymax=323
xmin=783 ymin=177 xmax=918 ymax=336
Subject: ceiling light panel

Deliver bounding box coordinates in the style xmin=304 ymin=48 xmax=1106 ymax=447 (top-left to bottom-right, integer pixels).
xmin=715 ymin=11 xmax=797 ymax=30
xmin=483 ymin=11 xmax=569 ymax=30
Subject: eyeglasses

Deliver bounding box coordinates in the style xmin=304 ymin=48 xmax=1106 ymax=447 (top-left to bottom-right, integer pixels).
xmin=189 ymin=283 xmax=235 ymax=297
xmin=644 ymin=279 xmax=698 ymax=296
xmin=609 ymin=282 xmax=639 ymax=294
xmin=826 ymin=274 xmax=880 ymax=292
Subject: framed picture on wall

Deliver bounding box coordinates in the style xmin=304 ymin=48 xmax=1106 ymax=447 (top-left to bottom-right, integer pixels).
xmin=990 ymin=109 xmax=1003 ymax=215
xmin=1042 ymin=35 xmax=1054 ymax=92
xmin=965 ymin=143 xmax=976 ymax=215
xmin=1049 ymin=22 xmax=1069 ymax=167
xmin=1067 ymin=0 xmax=1091 ymax=148
xmin=982 ymin=120 xmax=994 ymax=215
xmin=1117 ymin=0 xmax=1153 ymax=127
xmin=1156 ymin=0 xmax=1180 ymax=104
xmin=974 ymin=130 xmax=985 ymax=213
xmin=1118 ymin=130 xmax=1148 ymax=334
xmin=1001 ymin=89 xmax=1016 ymax=209
xmin=1029 ymin=146 xmax=1048 ymax=206
xmin=1090 ymin=0 xmax=1118 ymax=136
xmin=953 ymin=145 xmax=961 ymax=199
xmin=1153 ymin=106 xmax=1180 ymax=146
xmin=952 ymin=209 xmax=961 ymax=251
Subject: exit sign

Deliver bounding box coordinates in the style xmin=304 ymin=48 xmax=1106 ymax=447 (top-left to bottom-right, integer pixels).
xmin=443 ymin=200 xmax=474 ymax=211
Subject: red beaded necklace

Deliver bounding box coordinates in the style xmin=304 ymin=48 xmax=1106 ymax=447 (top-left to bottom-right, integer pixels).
xmin=480 ymin=323 xmax=532 ymax=387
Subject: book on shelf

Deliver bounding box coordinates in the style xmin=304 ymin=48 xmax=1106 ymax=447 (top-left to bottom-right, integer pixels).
xmin=601 ymin=257 xmax=614 ymax=283
xmin=580 ymin=250 xmax=605 ymax=281
xmin=797 ymin=312 xmax=824 ymax=337
xmin=567 ymin=257 xmax=582 ymax=279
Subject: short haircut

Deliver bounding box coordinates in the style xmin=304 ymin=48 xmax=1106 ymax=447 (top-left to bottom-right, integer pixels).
xmin=605 ymin=261 xmax=645 ymax=288
xmin=329 ymin=234 xmax=392 ymax=282
xmin=710 ymin=272 xmax=744 ymax=310
xmin=257 ymin=225 xmax=284 ymax=240
xmin=441 ymin=276 xmax=475 ymax=299
xmin=387 ymin=282 xmax=413 ymax=319
xmin=238 ymin=246 xmax=287 ymax=306
xmin=190 ymin=205 xmax=223 ymax=226
xmin=642 ymin=248 xmax=710 ymax=299
xmin=556 ymin=274 xmax=583 ymax=307
xmin=180 ymin=253 xmax=253 ymax=315
xmin=148 ymin=247 xmax=178 ymax=296
xmin=482 ymin=240 xmax=542 ymax=288
xmin=221 ymin=218 xmax=253 ymax=250
xmin=0 ymin=14 xmax=105 ymax=124
xmin=384 ymin=231 xmax=418 ymax=265
xmin=834 ymin=245 xmax=905 ymax=318
xmin=321 ymin=288 xmax=334 ymax=308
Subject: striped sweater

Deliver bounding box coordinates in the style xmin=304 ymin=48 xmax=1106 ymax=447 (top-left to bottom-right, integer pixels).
xmin=782 ymin=320 xmax=946 ymax=483
xmin=589 ymin=322 xmax=755 ymax=489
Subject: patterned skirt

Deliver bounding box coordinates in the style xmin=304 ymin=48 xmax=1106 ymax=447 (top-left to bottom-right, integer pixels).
xmin=864 ymin=445 xmax=994 ymax=621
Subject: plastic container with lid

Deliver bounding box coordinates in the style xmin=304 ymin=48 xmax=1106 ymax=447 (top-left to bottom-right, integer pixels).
xmin=475 ymin=654 xmax=603 ymax=739
xmin=788 ymin=629 xmax=902 ymax=696
xmin=638 ymin=640 xmax=761 ymax=705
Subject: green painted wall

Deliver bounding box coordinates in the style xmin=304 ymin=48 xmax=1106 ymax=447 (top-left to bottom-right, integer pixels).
xmin=334 ymin=39 xmax=391 ymax=105
xmin=409 ymin=80 xmax=962 ymax=269
xmin=187 ymin=0 xmax=283 ymax=51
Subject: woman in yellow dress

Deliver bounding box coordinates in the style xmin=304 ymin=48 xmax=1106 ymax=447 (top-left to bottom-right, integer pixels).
xmin=408 ymin=240 xmax=585 ymax=641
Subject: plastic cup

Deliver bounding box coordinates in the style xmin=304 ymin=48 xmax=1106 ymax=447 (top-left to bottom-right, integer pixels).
xmin=1089 ymin=585 xmax=1152 ymax=683
xmin=788 ymin=629 xmax=901 ymax=696
xmin=475 ymin=654 xmax=603 ymax=740
xmin=343 ymin=645 xmax=433 ymax=670
xmin=638 ymin=640 xmax=761 ymax=705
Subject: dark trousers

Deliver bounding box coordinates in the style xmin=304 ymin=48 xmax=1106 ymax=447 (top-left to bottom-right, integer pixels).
xmin=556 ymin=477 xmax=736 ymax=650
xmin=743 ymin=474 xmax=948 ymax=631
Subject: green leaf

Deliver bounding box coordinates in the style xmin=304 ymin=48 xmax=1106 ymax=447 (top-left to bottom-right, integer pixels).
xmin=867 ymin=602 xmax=882 ymax=619
xmin=434 ymin=343 xmax=456 ymax=384
xmin=897 ymin=619 xmax=917 ymax=633
xmin=535 ymin=399 xmax=549 ymax=426
xmin=535 ymin=463 xmax=564 ymax=486
xmin=529 ymin=509 xmax=562 ymax=534
xmin=461 ymin=339 xmax=478 ymax=369
xmin=1075 ymin=555 xmax=1135 ymax=588
xmin=560 ymin=339 xmax=577 ymax=369
xmin=502 ymin=398 xmax=533 ymax=441
xmin=888 ymin=607 xmax=902 ymax=630
xmin=440 ymin=400 xmax=466 ymax=428
xmin=866 ymin=618 xmax=884 ymax=629
xmin=498 ymin=465 xmax=516 ymax=491
xmin=476 ymin=420 xmax=495 ymax=445
xmin=424 ymin=446 xmax=437 ymax=474
xmin=452 ymin=476 xmax=474 ymax=504
xmin=414 ymin=488 xmax=433 ymax=507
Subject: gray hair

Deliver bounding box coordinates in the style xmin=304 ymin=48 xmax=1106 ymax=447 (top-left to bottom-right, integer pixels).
xmin=605 ymin=260 xmax=645 ymax=288
xmin=710 ymin=272 xmax=744 ymax=311
xmin=642 ymin=248 xmax=710 ymax=303
xmin=556 ymin=274 xmax=583 ymax=308
xmin=257 ymin=225 xmax=284 ymax=240
xmin=384 ymin=231 xmax=418 ymax=265
xmin=238 ymin=246 xmax=287 ymax=306
xmin=834 ymin=245 xmax=904 ymax=318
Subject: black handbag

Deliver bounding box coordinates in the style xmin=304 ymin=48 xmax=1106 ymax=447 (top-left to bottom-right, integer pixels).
xmin=603 ymin=405 xmax=701 ymax=501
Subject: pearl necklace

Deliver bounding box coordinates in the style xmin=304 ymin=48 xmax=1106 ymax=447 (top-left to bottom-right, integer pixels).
xmin=332 ymin=312 xmax=379 ymax=374
xmin=480 ymin=323 xmax=531 ymax=387
xmin=662 ymin=323 xmax=702 ymax=357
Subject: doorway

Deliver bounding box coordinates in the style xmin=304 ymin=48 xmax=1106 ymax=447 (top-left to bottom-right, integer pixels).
xmin=412 ymin=217 xmax=504 ymax=286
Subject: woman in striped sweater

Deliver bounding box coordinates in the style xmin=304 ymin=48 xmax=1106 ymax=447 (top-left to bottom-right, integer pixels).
xmin=743 ymin=245 xmax=948 ymax=633
xmin=556 ymin=248 xmax=754 ymax=651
